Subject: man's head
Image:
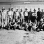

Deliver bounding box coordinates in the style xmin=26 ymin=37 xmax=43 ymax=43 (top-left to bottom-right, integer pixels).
xmin=11 ymin=7 xmax=13 ymax=11
xmin=2 ymin=7 xmax=5 ymax=11
xmin=38 ymin=8 xmax=40 ymax=11
xmin=25 ymin=8 xmax=28 ymax=11
xmin=33 ymin=9 xmax=36 ymax=12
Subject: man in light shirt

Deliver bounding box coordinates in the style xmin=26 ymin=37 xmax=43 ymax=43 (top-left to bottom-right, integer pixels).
xmin=2 ymin=7 xmax=7 ymax=28
xmin=24 ymin=8 xmax=28 ymax=23
xmin=8 ymin=8 xmax=13 ymax=23
xmin=19 ymin=9 xmax=24 ymax=23
xmin=15 ymin=9 xmax=20 ymax=20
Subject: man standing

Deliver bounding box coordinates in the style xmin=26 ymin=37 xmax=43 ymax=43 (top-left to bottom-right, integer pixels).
xmin=31 ymin=9 xmax=37 ymax=23
xmin=2 ymin=7 xmax=7 ymax=28
xmin=19 ymin=9 xmax=24 ymax=23
xmin=8 ymin=8 xmax=13 ymax=22
xmin=28 ymin=9 xmax=32 ymax=22
xmin=15 ymin=9 xmax=20 ymax=21
xmin=24 ymin=8 xmax=28 ymax=23
xmin=37 ymin=8 xmax=41 ymax=25
xmin=30 ymin=9 xmax=37 ymax=31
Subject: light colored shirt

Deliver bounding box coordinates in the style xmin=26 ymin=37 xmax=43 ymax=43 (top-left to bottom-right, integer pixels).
xmin=25 ymin=11 xmax=28 ymax=16
xmin=21 ymin=12 xmax=24 ymax=19
xmin=2 ymin=10 xmax=7 ymax=19
xmin=16 ymin=12 xmax=19 ymax=17
xmin=32 ymin=12 xmax=37 ymax=17
xmin=8 ymin=11 xmax=13 ymax=19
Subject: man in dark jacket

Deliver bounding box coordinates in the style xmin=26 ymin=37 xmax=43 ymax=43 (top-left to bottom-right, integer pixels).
xmin=28 ymin=9 xmax=32 ymax=22
xmin=37 ymin=8 xmax=41 ymax=25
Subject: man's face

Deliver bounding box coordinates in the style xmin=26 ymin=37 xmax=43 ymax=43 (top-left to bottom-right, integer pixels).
xmin=38 ymin=8 xmax=40 ymax=11
xmin=25 ymin=8 xmax=27 ymax=11
xmin=11 ymin=8 xmax=13 ymax=11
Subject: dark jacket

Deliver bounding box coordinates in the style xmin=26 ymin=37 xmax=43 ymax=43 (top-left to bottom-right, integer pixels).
xmin=28 ymin=11 xmax=32 ymax=20
xmin=37 ymin=11 xmax=41 ymax=21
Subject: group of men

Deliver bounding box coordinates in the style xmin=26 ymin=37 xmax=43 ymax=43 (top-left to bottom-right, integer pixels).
xmin=0 ymin=7 xmax=44 ymax=32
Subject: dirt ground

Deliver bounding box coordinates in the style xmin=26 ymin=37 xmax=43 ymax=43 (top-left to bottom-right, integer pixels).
xmin=0 ymin=29 xmax=44 ymax=44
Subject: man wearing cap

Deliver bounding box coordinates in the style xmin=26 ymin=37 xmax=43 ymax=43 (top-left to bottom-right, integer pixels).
xmin=2 ymin=7 xmax=7 ymax=28
xmin=24 ymin=8 xmax=28 ymax=23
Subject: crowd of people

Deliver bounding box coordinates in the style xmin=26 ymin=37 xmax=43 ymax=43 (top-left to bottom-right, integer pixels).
xmin=0 ymin=7 xmax=44 ymax=32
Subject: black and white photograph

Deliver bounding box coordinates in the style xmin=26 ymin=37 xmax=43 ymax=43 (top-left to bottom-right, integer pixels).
xmin=0 ymin=0 xmax=44 ymax=44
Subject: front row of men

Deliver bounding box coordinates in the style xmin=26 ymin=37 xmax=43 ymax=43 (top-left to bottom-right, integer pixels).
xmin=0 ymin=7 xmax=44 ymax=32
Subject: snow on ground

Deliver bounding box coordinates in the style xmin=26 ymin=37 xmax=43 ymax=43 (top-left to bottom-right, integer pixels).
xmin=0 ymin=29 xmax=44 ymax=44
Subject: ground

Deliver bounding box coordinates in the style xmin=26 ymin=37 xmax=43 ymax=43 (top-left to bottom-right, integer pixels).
xmin=0 ymin=29 xmax=44 ymax=44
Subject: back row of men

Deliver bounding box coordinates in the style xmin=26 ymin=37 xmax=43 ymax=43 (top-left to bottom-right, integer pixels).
xmin=0 ymin=7 xmax=44 ymax=29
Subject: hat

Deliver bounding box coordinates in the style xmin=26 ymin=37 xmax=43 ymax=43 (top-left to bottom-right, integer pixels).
xmin=38 ymin=8 xmax=40 ymax=10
